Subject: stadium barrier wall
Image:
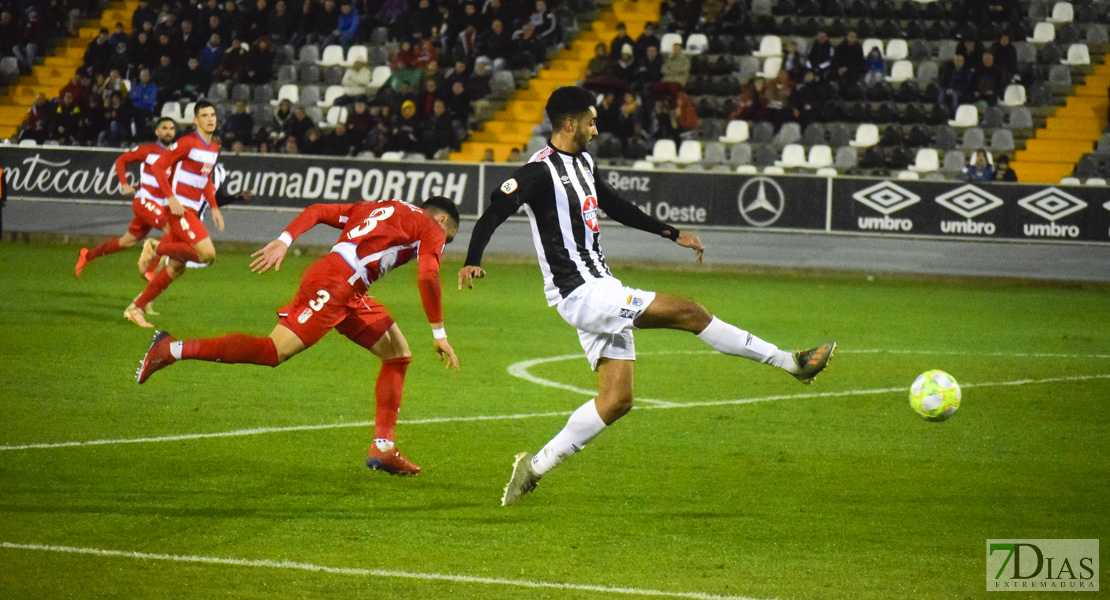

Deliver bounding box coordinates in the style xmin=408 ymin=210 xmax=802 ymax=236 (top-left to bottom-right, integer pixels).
xmin=3 ymin=147 xmax=1108 ymax=244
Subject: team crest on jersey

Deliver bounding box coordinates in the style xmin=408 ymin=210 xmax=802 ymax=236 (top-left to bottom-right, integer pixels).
xmin=627 ymin=295 xmax=644 ymax=307
xmin=582 ymin=195 xmax=599 ymax=232
xmin=500 ymin=178 xmax=518 ymax=194
xmin=297 ymin=308 xmax=314 ymax=323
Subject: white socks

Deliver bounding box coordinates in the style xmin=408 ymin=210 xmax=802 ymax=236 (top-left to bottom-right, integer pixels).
xmin=169 ymin=341 xmax=183 ymax=359
xmin=374 ymin=439 xmax=394 ymax=452
xmin=531 ymin=399 xmax=608 ymax=475
xmin=696 ymin=316 xmax=797 ymax=372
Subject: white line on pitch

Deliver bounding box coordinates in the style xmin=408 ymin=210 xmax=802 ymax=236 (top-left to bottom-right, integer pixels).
xmin=0 ymin=542 xmax=766 ymax=600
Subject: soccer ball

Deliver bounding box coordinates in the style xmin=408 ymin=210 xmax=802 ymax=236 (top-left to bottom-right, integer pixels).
xmin=908 ymin=370 xmax=961 ymax=421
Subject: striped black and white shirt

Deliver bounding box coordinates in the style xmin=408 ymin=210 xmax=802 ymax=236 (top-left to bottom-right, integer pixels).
xmin=465 ymin=144 xmax=680 ymax=305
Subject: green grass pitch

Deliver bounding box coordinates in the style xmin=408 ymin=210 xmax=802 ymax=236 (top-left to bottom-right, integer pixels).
xmin=1 ymin=240 xmax=1107 ymax=600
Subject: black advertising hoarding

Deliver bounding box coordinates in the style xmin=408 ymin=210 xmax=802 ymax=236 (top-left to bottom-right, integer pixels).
xmin=832 ymin=178 xmax=1110 ymax=243
xmin=483 ymin=164 xmax=829 ymax=231
xmin=0 ymin=147 xmax=482 ymax=216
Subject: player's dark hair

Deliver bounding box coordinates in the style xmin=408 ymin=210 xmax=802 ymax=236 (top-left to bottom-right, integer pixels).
xmin=194 ymin=100 xmax=215 ymax=115
xmin=155 ymin=117 xmax=175 ymax=128
xmin=421 ymin=196 xmax=460 ymax=225
xmin=545 ymin=86 xmax=595 ymax=131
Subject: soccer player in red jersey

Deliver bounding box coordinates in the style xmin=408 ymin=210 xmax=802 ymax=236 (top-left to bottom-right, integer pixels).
xmin=135 ymin=197 xmax=462 ymax=475
xmin=124 ymin=100 xmax=224 ymax=327
xmin=74 ymin=117 xmax=178 ymax=281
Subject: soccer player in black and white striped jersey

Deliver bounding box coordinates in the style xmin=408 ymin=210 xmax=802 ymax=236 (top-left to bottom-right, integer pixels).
xmin=459 ymin=86 xmax=836 ymax=506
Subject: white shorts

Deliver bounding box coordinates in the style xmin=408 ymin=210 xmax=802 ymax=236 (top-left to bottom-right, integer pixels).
xmin=556 ymin=277 xmax=657 ymax=370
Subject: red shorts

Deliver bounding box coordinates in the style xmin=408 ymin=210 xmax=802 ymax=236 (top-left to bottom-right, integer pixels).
xmin=128 ymin=196 xmax=168 ymax=239
xmin=277 ymin=254 xmax=394 ymax=350
xmin=165 ymin=210 xmax=210 ymax=244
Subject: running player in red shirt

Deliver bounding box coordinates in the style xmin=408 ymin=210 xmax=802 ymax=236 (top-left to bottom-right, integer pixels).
xmin=135 ymin=196 xmax=462 ymax=475
xmin=74 ymin=117 xmax=177 ymax=280
xmin=125 ymin=100 xmax=224 ymax=327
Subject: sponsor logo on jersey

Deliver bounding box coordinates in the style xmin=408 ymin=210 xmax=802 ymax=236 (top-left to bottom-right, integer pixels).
xmin=619 ymin=308 xmax=640 ymax=319
xmin=737 ymin=176 xmax=785 ymax=227
xmin=297 ymin=308 xmax=313 ymax=323
xmin=500 ymin=178 xmax=518 ymax=194
xmin=582 ymin=195 xmax=599 ymax=232
xmin=852 ymin=181 xmax=920 ymax=231
xmin=560 ymin=175 xmax=571 ymax=184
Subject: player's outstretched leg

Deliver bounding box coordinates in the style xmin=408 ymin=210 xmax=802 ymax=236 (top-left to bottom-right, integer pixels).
xmin=792 ymin=342 xmax=837 ymax=384
xmin=137 ymin=238 xmax=159 ymax=277
xmin=136 ymin=330 xmax=177 ymax=383
xmin=74 ymin=248 xmax=90 ymax=277
xmin=124 ymin=303 xmax=155 ymax=328
xmin=365 ymin=356 xmax=421 ymax=475
xmin=501 ymin=452 xmax=541 ymax=506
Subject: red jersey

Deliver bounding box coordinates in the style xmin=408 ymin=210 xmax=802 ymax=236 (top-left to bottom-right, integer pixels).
xmin=115 ymin=141 xmax=171 ymax=206
xmin=151 ymin=131 xmax=219 ymax=212
xmin=280 ymin=200 xmax=448 ymax=323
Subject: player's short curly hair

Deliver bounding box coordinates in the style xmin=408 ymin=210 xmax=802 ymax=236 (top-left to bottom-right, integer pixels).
xmin=545 ymin=86 xmax=595 ymax=131
xmin=421 ymin=196 xmax=460 ymax=225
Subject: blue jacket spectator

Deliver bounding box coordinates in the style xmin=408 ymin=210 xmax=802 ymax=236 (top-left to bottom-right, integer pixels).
xmin=336 ymin=3 xmax=359 ymax=47
xmin=129 ymin=68 xmax=159 ymax=113
xmin=199 ymin=34 xmax=225 ymax=71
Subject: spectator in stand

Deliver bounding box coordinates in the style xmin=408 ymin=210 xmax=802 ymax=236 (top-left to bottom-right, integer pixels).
xmin=15 ymin=10 xmax=43 ymax=75
xmin=420 ymin=98 xmax=456 ymax=158
xmin=478 ymin=18 xmax=511 ymax=71
xmin=805 ymin=30 xmax=834 ymax=80
xmin=285 ymin=104 xmax=314 ymax=141
xmin=61 ymin=73 xmax=88 ymax=105
xmin=102 ymin=91 xmax=133 ymax=145
xmin=407 ymin=0 xmax=438 ymax=40
xmin=445 ymin=60 xmax=469 ymax=90
xmin=971 ymin=51 xmax=1005 ymax=106
xmin=282 ymin=135 xmax=299 ymax=153
xmin=313 ymin=0 xmax=340 ymax=45
xmin=422 ymin=56 xmax=445 ymax=89
xmin=608 ymin=22 xmax=634 ymax=59
xmin=20 ymin=93 xmax=51 ymax=143
xmin=331 ymin=1 xmax=359 ymax=49
xmin=669 ymin=0 xmax=702 ymax=35
xmin=222 ymin=0 xmax=245 ymax=40
xmin=78 ymin=93 xmax=107 ymax=145
xmin=417 ymin=78 xmax=442 ymax=118
xmin=104 ymin=68 xmax=130 ymax=98
xmin=179 ymin=56 xmax=211 ymax=100
xmin=301 ymin=126 xmax=326 ymax=153
xmin=863 ymin=47 xmax=884 ymax=87
xmin=204 ymin=12 xmax=230 ymax=45
xmin=481 ymin=147 xmax=495 ymax=161
xmin=291 ymin=0 xmax=318 ymax=47
xmin=268 ymin=98 xmax=293 ymax=143
xmin=526 ymin=0 xmax=560 ymax=45
xmin=595 ymin=91 xmax=620 ymax=134
xmin=457 ymin=22 xmax=480 ymax=62
xmin=154 ymin=11 xmax=180 ymax=41
xmin=133 ymin=0 xmax=156 ymax=33
xmin=244 ymin=0 xmax=270 ymax=42
xmin=179 ymin=19 xmax=203 ymax=59
xmin=782 ymin=40 xmax=805 ymax=82
xmin=615 ymin=91 xmax=641 ymax=141
xmin=990 ymin=32 xmax=1017 ymax=82
xmin=154 ymin=33 xmax=181 ymax=67
xmin=129 ymin=67 xmax=158 ymax=122
xmin=832 ymin=30 xmax=864 ymax=83
xmin=613 ymin=44 xmax=635 ymax=82
xmin=660 ymin=42 xmax=690 ymax=87
xmin=955 ymin=38 xmax=982 ymax=70
xmin=446 ymin=80 xmax=471 ymax=131
xmin=507 ymin=146 xmax=522 ymax=162
xmin=324 ymin=121 xmax=361 ymax=155
xmin=109 ymin=40 xmax=131 ymax=77
xmin=790 ymin=69 xmax=826 ymax=127
xmin=222 ymin=99 xmax=255 ymax=145
xmin=937 ymin=53 xmax=972 ymax=117
xmin=244 ymin=35 xmax=274 ymax=84
xmin=152 ymin=54 xmax=181 ymax=103
xmin=365 ymin=105 xmax=394 ymax=155
xmin=217 ymin=36 xmax=249 ymax=82
xmin=480 ymin=0 xmax=511 ymax=31
xmin=965 ymin=150 xmax=993 ymax=181
xmin=985 ymin=0 xmax=1018 ymax=27
xmin=511 ymin=23 xmax=544 ymax=73
xmin=84 ymin=28 xmax=114 ymax=76
xmin=993 ymin=154 xmax=1017 ymax=181
xmin=341 ymin=59 xmax=373 ymax=99
xmin=763 ymin=69 xmax=795 ymax=126
xmin=469 ymin=60 xmax=493 ymax=99
xmin=586 ymin=42 xmax=615 ymax=78
xmin=413 ymin=37 xmax=440 ymax=69
xmin=50 ymin=91 xmax=82 ymax=144
xmin=266 ymin=0 xmax=295 ymax=44
xmin=131 ymin=31 xmax=156 ymax=71
xmin=633 ymin=44 xmax=663 ymax=92
xmin=635 ymin=22 xmax=661 ymax=60
xmin=715 ymin=0 xmax=746 ymax=35
xmin=0 ymin=11 xmax=19 ymax=65
xmin=391 ymin=39 xmax=417 ymax=70
xmin=390 ymin=99 xmax=420 ymax=153
xmin=108 ymin=21 xmax=128 ymax=47
xmin=727 ymin=76 xmax=767 ymax=122
xmin=199 ymin=33 xmax=225 ymax=71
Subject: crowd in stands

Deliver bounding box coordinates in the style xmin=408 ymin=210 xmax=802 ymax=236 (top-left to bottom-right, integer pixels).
xmin=1 ymin=0 xmax=85 ymax=75
xmin=15 ymin=0 xmax=589 ymax=159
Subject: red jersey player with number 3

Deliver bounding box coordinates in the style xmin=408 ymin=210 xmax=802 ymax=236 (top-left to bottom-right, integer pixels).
xmin=124 ymin=100 xmax=224 ymax=327
xmin=135 ymin=196 xmax=462 ymax=475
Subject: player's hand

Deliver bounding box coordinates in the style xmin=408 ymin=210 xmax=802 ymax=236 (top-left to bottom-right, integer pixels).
xmin=434 ymin=337 xmax=459 ymax=371
xmin=676 ymin=232 xmax=705 ymax=263
xmin=239 ymin=190 xmax=253 ymax=201
xmin=211 ymin=207 xmax=225 ymax=232
xmin=250 ymin=239 xmax=288 ymax=273
xmin=167 ymin=196 xmax=185 ymax=216
xmin=457 ymin=265 xmax=485 ymax=290
xmin=121 ymin=184 xmax=135 ymax=196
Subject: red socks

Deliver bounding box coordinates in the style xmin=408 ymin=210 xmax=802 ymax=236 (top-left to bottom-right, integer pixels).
xmin=157 ymin=238 xmax=200 ymax=263
xmin=86 ymin=238 xmax=122 ymax=261
xmin=134 ymin=269 xmax=174 ymax=309
xmin=181 ymin=334 xmax=280 ymax=366
xmin=374 ymin=357 xmax=412 ymax=441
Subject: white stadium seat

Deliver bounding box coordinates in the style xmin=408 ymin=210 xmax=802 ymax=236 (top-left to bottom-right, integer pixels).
xmin=805 ymin=145 xmax=833 ymax=169
xmin=648 ymin=139 xmax=678 ymax=162
xmin=1061 ymin=43 xmax=1090 ymax=65
xmin=675 ymin=140 xmax=703 ymax=163
xmin=848 ymin=123 xmax=880 ymax=147
xmin=1029 ymin=22 xmax=1055 ymax=43
xmin=1002 ymin=84 xmax=1027 ymax=107
xmin=719 ymin=120 xmax=750 ymax=143
xmin=753 ymin=35 xmax=782 ymax=58
xmin=885 ymin=39 xmax=909 ymax=60
xmin=887 ymin=60 xmax=914 ymax=83
xmin=1048 ymin=1 xmax=1073 ymax=24
xmin=318 ymin=44 xmax=345 ymax=66
xmin=908 ymin=148 xmax=940 ymax=173
xmin=949 ymin=104 xmax=979 ymax=127
xmin=775 ymin=144 xmax=807 ymax=168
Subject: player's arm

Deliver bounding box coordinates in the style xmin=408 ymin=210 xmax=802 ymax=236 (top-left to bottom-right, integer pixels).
xmin=596 ymin=176 xmax=705 ymax=262
xmin=415 ymin=229 xmax=459 ymax=370
xmin=114 ymin=146 xmax=144 ymax=196
xmin=151 ymin=142 xmax=193 ymax=216
xmin=203 ymin=178 xmax=225 ymax=231
xmin=250 ymin=203 xmax=354 ymax=273
xmin=458 ymin=165 xmax=545 ymax=289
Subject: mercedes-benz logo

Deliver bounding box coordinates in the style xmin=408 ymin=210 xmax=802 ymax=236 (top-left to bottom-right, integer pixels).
xmin=737 ymin=176 xmax=785 ymax=227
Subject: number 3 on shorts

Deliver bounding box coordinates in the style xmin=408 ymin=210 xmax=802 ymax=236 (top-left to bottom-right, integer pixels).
xmin=309 ymin=290 xmax=330 ymax=311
